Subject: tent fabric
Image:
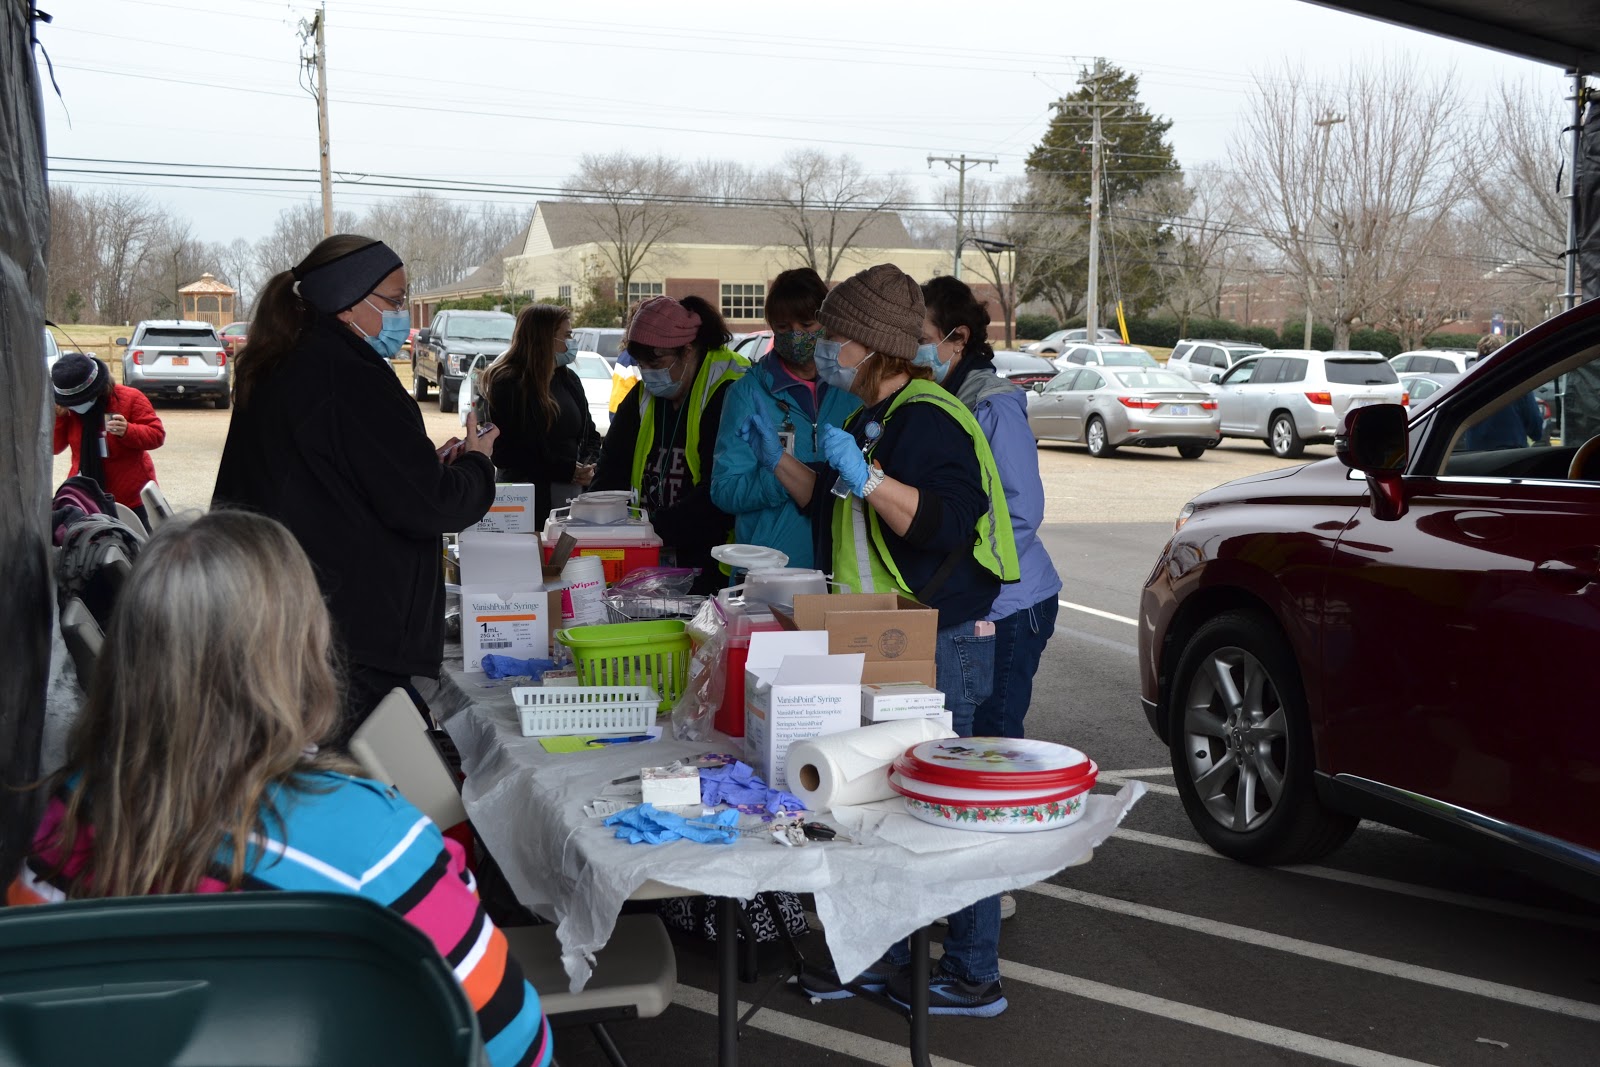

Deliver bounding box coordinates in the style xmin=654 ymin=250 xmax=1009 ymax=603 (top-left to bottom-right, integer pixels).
xmin=1 ymin=0 xmax=54 ymax=884
xmin=1304 ymin=1 xmax=1600 ymax=71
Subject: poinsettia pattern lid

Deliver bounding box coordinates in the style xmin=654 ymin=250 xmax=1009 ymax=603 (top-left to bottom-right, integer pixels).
xmin=893 ymin=737 xmax=1093 ymax=791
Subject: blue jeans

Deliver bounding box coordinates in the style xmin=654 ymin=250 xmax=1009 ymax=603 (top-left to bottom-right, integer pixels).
xmin=885 ymin=620 xmax=1001 ymax=983
xmin=973 ymin=596 xmax=1059 ymax=739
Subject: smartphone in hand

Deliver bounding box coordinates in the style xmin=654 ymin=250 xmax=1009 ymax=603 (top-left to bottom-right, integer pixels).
xmin=472 ymin=391 xmax=494 ymax=437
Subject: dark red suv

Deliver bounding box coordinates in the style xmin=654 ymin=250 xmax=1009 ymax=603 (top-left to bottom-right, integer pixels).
xmin=1139 ymin=301 xmax=1600 ymax=903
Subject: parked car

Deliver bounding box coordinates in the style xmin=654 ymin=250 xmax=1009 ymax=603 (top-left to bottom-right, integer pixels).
xmin=1053 ymin=343 xmax=1161 ymax=371
xmin=990 ymin=350 xmax=1060 ymax=387
xmin=218 ymin=321 xmax=250 ymax=359
xmin=411 ymin=310 xmax=516 ymax=413
xmin=1389 ymin=348 xmax=1478 ymax=375
xmin=42 ymin=327 xmax=59 ymax=373
xmin=1397 ymin=370 xmax=1460 ymax=406
xmin=572 ymin=327 xmax=626 ymax=365
xmin=1026 ymin=366 xmax=1219 ymax=458
xmin=115 ymin=320 xmax=231 ymax=408
xmin=1166 ymin=339 xmax=1267 ymax=384
xmin=1137 ymin=299 xmax=1600 ymax=903
xmin=1213 ymin=350 xmax=1405 ymax=458
xmin=1022 ymin=327 xmax=1122 ymax=356
xmin=462 ymin=349 xmax=613 ymax=442
xmin=732 ymin=330 xmax=773 ymax=362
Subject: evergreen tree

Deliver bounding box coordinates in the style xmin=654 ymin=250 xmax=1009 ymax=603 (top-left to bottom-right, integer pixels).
xmin=1020 ymin=63 xmax=1182 ymax=324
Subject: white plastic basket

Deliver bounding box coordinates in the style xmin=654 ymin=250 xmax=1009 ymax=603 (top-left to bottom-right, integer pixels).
xmin=512 ymin=685 xmax=660 ymax=738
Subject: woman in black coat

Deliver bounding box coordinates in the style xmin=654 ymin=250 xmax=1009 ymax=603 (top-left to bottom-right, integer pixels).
xmin=212 ymin=235 xmax=498 ymax=745
xmin=482 ymin=303 xmax=599 ymax=528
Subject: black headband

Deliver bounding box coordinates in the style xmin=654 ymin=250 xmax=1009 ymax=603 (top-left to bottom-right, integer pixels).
xmin=292 ymin=240 xmax=403 ymax=314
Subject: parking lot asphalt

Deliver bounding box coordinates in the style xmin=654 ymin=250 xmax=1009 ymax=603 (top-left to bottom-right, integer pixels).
xmin=66 ymin=400 xmax=1599 ymax=1066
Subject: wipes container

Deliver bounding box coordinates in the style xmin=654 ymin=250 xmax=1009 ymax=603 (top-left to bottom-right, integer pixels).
xmin=743 ymin=568 xmax=828 ymax=613
xmin=889 ymin=737 xmax=1098 ymax=833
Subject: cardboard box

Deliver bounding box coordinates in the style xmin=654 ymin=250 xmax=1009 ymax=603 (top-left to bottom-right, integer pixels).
xmin=462 ymin=586 xmax=552 ymax=673
xmin=458 ymin=530 xmax=543 ymax=586
xmin=785 ymin=593 xmax=938 ymax=688
xmin=745 ymin=630 xmax=863 ymax=790
xmin=863 ymin=709 xmax=953 ymax=732
xmin=861 ymin=682 xmax=945 ymax=721
xmin=471 ymin=484 xmax=538 ymax=535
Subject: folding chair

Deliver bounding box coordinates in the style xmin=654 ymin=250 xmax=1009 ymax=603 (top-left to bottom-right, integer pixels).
xmin=59 ymin=595 xmax=104 ymax=686
xmin=139 ymin=480 xmax=174 ymax=530
xmin=348 ymin=689 xmax=676 ymax=1067
xmin=113 ymin=502 xmax=148 ymax=540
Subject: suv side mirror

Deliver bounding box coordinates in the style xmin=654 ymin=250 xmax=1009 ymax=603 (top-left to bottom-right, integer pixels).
xmin=1336 ymin=403 xmax=1408 ymax=520
xmin=415 ymin=329 xmax=432 ymax=346
xmin=115 ymin=337 xmax=129 ymax=347
xmin=1210 ymin=372 xmax=1222 ymax=384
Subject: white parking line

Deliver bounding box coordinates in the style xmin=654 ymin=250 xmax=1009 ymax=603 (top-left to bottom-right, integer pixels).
xmin=927 ymin=945 xmax=1440 ymax=1067
xmin=1099 ymin=774 xmax=1180 ymax=796
xmin=1023 ymin=883 xmax=1600 ymax=1021
xmin=1101 ymin=766 xmax=1175 ymax=777
xmin=1109 ymin=828 xmax=1600 ymax=932
xmin=675 ymin=984 xmax=976 ymax=1067
xmin=1058 ymin=599 xmax=1139 ymax=626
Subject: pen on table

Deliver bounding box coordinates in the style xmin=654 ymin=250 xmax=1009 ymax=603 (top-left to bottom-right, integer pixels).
xmin=587 ymin=734 xmax=655 ymax=747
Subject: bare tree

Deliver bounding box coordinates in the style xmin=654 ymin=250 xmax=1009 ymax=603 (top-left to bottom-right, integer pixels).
xmin=1231 ymin=62 xmax=1467 ymax=348
xmin=938 ymin=176 xmax=1031 ymax=345
xmin=687 ymin=158 xmax=762 ymax=206
xmin=214 ymin=237 xmax=261 ymax=316
xmin=1374 ymin=212 xmax=1486 ymax=349
xmin=94 ymin=190 xmax=161 ymax=325
xmin=763 ymin=150 xmax=908 ymax=282
xmin=1012 ymin=176 xmax=1088 ymax=325
xmin=254 ymin=201 xmax=358 ymax=280
xmin=563 ymin=152 xmax=691 ymax=304
xmin=1468 ymin=79 xmax=1566 ymax=316
xmin=1151 ymin=166 xmax=1242 ymax=334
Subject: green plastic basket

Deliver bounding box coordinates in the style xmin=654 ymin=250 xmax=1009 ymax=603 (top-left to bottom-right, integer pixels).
xmin=554 ymin=619 xmax=692 ymax=710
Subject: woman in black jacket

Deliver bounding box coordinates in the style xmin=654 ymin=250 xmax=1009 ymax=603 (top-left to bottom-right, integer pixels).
xmin=481 ymin=303 xmax=598 ymax=528
xmin=212 ymin=234 xmax=498 ymax=745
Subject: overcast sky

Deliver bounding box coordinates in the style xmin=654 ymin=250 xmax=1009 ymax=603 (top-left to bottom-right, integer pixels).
xmin=36 ymin=0 xmax=1563 ymax=245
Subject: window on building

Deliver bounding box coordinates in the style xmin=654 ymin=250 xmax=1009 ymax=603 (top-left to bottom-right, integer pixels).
xmin=558 ymin=284 xmax=572 ymax=303
xmin=615 ymin=280 xmax=664 ymax=306
xmin=721 ymin=283 xmax=765 ymax=320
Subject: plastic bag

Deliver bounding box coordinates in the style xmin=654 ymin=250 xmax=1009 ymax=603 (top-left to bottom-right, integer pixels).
xmin=672 ymin=596 xmax=728 ymax=741
xmin=603 ymin=566 xmax=704 ymax=623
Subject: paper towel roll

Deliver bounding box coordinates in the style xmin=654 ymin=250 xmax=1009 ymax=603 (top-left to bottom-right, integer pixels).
xmin=787 ymin=718 xmax=958 ymax=811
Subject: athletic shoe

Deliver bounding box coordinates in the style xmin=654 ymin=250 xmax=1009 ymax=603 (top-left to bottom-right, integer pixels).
xmin=934 ymin=893 xmax=1017 ymax=925
xmin=886 ymin=966 xmax=1008 ymax=1018
xmin=797 ymin=953 xmax=906 ymax=1001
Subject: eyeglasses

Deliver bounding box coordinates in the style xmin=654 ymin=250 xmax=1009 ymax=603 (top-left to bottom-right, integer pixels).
xmin=634 ymin=349 xmax=683 ymax=371
xmin=369 ymin=291 xmax=408 ymax=310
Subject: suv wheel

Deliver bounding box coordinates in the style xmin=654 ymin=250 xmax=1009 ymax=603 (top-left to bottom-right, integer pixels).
xmin=1176 ymin=444 xmax=1205 ymax=459
xmin=412 ymin=360 xmax=429 ymax=401
xmin=1168 ymin=611 xmax=1356 ymax=864
xmin=1086 ymin=416 xmax=1115 ymax=458
xmin=1268 ymin=412 xmax=1304 ymax=458
xmin=439 ymin=381 xmax=459 ymax=414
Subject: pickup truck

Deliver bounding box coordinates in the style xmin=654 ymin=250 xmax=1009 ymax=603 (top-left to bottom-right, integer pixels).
xmin=410 ymin=310 xmax=515 ymax=413
xmin=116 ymin=320 xmax=232 ymax=408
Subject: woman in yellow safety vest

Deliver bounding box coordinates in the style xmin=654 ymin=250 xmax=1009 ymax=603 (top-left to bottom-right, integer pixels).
xmin=765 ymin=264 xmax=1017 ymax=1017
xmin=592 ymin=295 xmax=747 ymax=594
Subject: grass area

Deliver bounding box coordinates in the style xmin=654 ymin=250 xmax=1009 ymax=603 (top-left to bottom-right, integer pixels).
xmin=49 ymin=324 xmax=131 ymax=371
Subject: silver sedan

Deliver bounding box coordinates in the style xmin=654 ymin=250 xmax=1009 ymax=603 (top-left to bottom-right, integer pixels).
xmin=1026 ymin=367 xmax=1221 ymax=459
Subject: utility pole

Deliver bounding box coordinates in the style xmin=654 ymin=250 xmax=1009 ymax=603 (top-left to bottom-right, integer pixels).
xmin=300 ymin=5 xmax=334 ymax=237
xmin=1564 ymin=71 xmax=1587 ymax=310
xmin=1302 ymin=109 xmax=1345 ymax=349
xmin=928 ymin=153 xmax=996 ymax=280
xmin=1053 ymin=59 xmax=1124 ymax=338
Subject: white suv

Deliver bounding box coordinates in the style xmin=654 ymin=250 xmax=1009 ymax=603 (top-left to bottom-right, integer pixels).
xmin=1214 ymin=350 xmax=1406 ymax=458
xmin=1167 ymin=339 xmax=1267 ymax=384
xmin=1389 ymin=349 xmax=1477 ymax=375
xmin=1053 ymin=343 xmax=1160 ymax=370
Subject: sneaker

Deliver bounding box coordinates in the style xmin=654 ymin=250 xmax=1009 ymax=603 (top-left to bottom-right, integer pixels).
xmin=797 ymin=953 xmax=907 ymax=1001
xmin=934 ymin=893 xmax=1016 ymax=925
xmin=886 ymin=966 xmax=1008 ymax=1018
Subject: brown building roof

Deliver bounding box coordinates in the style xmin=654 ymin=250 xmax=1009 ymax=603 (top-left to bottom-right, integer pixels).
xmin=416 ymin=223 xmax=533 ymax=300
xmin=536 ymin=200 xmax=913 ymax=251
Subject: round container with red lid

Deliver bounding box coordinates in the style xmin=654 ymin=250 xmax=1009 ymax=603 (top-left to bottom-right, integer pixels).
xmin=889 ymin=737 xmax=1098 ymax=833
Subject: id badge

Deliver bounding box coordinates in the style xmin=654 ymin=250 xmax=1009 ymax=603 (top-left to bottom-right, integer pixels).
xmin=777 ymin=430 xmax=796 ymax=456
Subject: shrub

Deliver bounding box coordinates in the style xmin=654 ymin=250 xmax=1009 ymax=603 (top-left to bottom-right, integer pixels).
xmin=1279 ymin=323 xmax=1335 ymax=350
xmin=1347 ymin=328 xmax=1402 ymax=357
xmin=1015 ymin=313 xmax=1058 ymax=340
xmin=1425 ymin=331 xmax=1481 ymax=349
xmin=1126 ymin=316 xmax=1279 ymax=350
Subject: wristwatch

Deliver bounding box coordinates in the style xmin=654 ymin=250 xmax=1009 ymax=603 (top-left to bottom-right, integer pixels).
xmin=859 ymin=466 xmax=886 ymax=498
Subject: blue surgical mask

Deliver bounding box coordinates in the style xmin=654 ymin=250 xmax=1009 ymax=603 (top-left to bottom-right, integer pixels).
xmin=556 ymin=338 xmax=578 ymax=367
xmin=640 ymin=364 xmax=682 ymax=398
xmin=817 ymin=340 xmax=873 ymax=392
xmin=361 ymin=299 xmax=410 ymax=359
xmin=913 ymin=329 xmax=958 ymax=384
xmin=68 ymin=400 xmax=97 ymax=415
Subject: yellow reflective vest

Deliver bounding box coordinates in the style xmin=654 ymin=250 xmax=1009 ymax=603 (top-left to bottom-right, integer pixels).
xmin=629 ymin=346 xmax=748 ymax=491
xmin=831 ymin=379 xmax=1020 ymax=598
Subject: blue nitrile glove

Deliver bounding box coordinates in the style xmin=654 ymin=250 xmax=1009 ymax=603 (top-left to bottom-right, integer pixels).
xmin=738 ymin=410 xmax=784 ymax=472
xmin=603 ymin=803 xmax=740 ymax=845
xmin=700 ymin=761 xmax=807 ymax=815
xmin=481 ymin=654 xmax=557 ymax=680
xmin=822 ymin=425 xmax=870 ymax=496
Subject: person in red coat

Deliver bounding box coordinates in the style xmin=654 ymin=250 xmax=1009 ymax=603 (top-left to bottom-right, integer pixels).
xmin=52 ymin=353 xmax=165 ymax=526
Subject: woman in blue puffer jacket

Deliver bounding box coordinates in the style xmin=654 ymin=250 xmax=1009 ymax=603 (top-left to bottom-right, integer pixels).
xmin=711 ymin=267 xmax=860 ymax=568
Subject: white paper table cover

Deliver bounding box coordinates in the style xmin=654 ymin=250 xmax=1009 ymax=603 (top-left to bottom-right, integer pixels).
xmin=431 ymin=663 xmax=1146 ymax=992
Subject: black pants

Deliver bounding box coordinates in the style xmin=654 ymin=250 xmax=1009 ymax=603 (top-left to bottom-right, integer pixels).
xmin=334 ymin=663 xmax=429 ymax=750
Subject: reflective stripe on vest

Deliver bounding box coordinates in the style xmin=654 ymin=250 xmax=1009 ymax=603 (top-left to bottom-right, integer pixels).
xmin=630 ymin=346 xmax=749 ymax=491
xmin=831 ymin=380 xmax=1020 ymax=597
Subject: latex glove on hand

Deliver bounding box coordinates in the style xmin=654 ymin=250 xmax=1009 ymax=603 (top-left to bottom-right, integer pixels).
xmin=822 ymin=425 xmax=870 ymax=496
xmin=737 ymin=410 xmax=784 ymax=472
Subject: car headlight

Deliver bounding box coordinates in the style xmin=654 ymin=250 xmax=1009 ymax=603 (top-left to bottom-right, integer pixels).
xmin=447 ymin=353 xmax=462 ymax=375
xmin=1174 ymin=501 xmax=1196 ymax=532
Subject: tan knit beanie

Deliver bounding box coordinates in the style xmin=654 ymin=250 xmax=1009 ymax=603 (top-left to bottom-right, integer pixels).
xmin=818 ymin=263 xmax=924 ymax=361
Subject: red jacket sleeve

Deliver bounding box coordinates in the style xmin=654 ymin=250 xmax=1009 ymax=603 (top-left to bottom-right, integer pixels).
xmin=118 ymin=390 xmax=165 ymax=451
xmin=52 ymin=411 xmax=70 ymax=456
